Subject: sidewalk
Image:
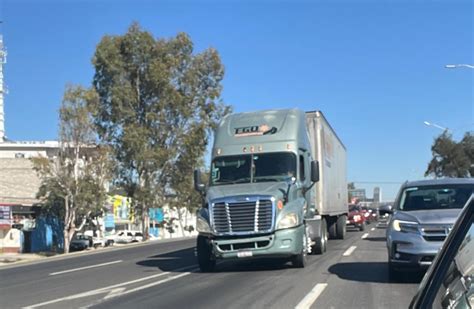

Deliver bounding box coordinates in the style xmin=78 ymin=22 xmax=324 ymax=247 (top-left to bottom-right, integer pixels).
xmin=0 ymin=252 xmax=53 ymax=266
xmin=0 ymin=235 xmax=196 ymax=268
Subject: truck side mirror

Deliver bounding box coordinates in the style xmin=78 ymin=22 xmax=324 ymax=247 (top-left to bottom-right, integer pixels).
xmin=311 ymin=160 xmax=320 ymax=183
xmin=194 ymin=169 xmax=206 ymax=192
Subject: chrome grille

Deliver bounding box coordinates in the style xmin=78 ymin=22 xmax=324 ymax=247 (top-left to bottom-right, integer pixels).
xmin=421 ymin=225 xmax=452 ymax=242
xmin=211 ymin=196 xmax=274 ymax=235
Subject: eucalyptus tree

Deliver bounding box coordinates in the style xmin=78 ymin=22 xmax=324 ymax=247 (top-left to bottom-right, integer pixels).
xmin=33 ymin=85 xmax=112 ymax=253
xmin=90 ymin=23 xmax=230 ymax=238
xmin=425 ymin=131 xmax=473 ymax=178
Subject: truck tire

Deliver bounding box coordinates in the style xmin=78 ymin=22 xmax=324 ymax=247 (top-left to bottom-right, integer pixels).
xmin=336 ymin=215 xmax=346 ymax=239
xmin=292 ymin=251 xmax=306 ymax=268
xmin=328 ymin=217 xmax=337 ymax=239
xmin=292 ymin=226 xmax=307 ymax=268
xmin=197 ymin=236 xmax=216 ymax=272
xmin=312 ymin=219 xmax=327 ymax=255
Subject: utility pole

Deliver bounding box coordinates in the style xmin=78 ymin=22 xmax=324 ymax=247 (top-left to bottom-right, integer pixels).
xmin=0 ymin=21 xmax=7 ymax=142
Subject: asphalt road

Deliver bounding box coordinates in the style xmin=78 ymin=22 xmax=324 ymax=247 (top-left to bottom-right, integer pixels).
xmin=0 ymin=220 xmax=423 ymax=309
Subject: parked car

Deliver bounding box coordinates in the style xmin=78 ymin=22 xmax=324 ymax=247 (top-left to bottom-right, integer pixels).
xmin=70 ymin=234 xmax=92 ymax=251
xmin=386 ymin=178 xmax=474 ymax=279
xmin=347 ymin=204 xmax=366 ymax=231
xmin=91 ymin=237 xmax=107 ymax=248
xmin=409 ymin=194 xmax=473 ymax=308
xmin=115 ymin=230 xmax=144 ymax=243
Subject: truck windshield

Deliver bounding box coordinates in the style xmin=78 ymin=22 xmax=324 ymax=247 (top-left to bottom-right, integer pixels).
xmin=211 ymin=152 xmax=296 ymax=186
xmin=399 ymin=185 xmax=474 ymax=211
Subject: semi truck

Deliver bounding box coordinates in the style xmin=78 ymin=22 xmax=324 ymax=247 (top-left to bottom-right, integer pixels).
xmin=194 ymin=109 xmax=347 ymax=271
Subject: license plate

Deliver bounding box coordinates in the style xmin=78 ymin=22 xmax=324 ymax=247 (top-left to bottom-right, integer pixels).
xmin=237 ymin=251 xmax=253 ymax=258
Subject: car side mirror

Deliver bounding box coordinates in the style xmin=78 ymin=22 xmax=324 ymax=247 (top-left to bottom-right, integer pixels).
xmin=194 ymin=169 xmax=206 ymax=192
xmin=311 ymin=160 xmax=320 ymax=183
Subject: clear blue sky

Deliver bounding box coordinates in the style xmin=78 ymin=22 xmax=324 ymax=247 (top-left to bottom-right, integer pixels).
xmin=1 ymin=0 xmax=473 ymax=200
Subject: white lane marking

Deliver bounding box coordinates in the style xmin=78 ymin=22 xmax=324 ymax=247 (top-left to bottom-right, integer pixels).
xmin=25 ymin=265 xmax=197 ymax=308
xmin=295 ymin=283 xmax=328 ymax=309
xmin=343 ymin=246 xmax=357 ymax=256
xmin=361 ymin=233 xmax=369 ymax=239
xmin=371 ymin=227 xmax=375 ymax=231
xmin=105 ymin=272 xmax=190 ymax=299
xmin=49 ymin=260 xmax=123 ymax=276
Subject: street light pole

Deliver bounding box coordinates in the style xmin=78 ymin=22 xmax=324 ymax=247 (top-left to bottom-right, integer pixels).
xmin=424 ymin=121 xmax=449 ymax=132
xmin=445 ymin=64 xmax=474 ymax=69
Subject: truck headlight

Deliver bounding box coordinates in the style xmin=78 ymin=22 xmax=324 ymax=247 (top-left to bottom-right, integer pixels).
xmin=197 ymin=216 xmax=211 ymax=233
xmin=277 ymin=213 xmax=298 ymax=229
xmin=393 ymin=220 xmax=419 ymax=233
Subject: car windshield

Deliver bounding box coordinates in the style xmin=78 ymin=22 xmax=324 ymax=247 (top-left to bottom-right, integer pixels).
xmin=210 ymin=152 xmax=296 ymax=186
xmin=399 ymin=185 xmax=474 ymax=211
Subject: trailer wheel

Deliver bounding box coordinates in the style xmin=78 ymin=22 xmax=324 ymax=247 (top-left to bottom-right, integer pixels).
xmin=197 ymin=235 xmax=216 ymax=272
xmin=336 ymin=215 xmax=346 ymax=239
xmin=328 ymin=218 xmax=337 ymax=239
xmin=312 ymin=219 xmax=327 ymax=255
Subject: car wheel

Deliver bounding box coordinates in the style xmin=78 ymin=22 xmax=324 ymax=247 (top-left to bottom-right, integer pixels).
xmin=336 ymin=215 xmax=346 ymax=239
xmin=359 ymin=221 xmax=366 ymax=231
xmin=197 ymin=235 xmax=216 ymax=272
xmin=312 ymin=219 xmax=327 ymax=255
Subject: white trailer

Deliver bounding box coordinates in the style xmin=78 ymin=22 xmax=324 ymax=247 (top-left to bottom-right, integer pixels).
xmin=306 ymin=111 xmax=348 ymax=238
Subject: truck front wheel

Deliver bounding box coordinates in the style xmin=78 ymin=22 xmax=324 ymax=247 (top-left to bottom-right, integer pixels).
xmin=197 ymin=235 xmax=216 ymax=272
xmin=292 ymin=226 xmax=308 ymax=268
xmin=312 ymin=219 xmax=327 ymax=255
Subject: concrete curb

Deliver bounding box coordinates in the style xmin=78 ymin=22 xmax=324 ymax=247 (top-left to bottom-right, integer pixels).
xmin=0 ymin=236 xmax=196 ymax=270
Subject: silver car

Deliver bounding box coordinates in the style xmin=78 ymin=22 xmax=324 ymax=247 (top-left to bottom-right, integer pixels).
xmin=386 ymin=178 xmax=474 ymax=279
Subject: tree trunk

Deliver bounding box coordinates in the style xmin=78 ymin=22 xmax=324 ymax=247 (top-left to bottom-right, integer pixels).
xmin=177 ymin=207 xmax=185 ymax=237
xmin=63 ymin=196 xmax=70 ymax=253
xmin=142 ymin=206 xmax=149 ymax=241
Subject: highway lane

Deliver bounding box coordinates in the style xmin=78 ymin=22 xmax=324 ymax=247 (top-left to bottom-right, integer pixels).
xmin=1 ymin=221 xmax=422 ymax=309
xmin=94 ymin=221 xmax=421 ymax=309
xmin=0 ymin=238 xmax=197 ymax=309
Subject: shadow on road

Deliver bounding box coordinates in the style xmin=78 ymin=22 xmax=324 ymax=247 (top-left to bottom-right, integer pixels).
xmin=363 ymin=237 xmax=386 ymax=242
xmin=136 ymin=247 xmax=196 ymax=272
xmin=136 ymin=247 xmax=297 ymax=273
xmin=328 ymin=262 xmax=424 ymax=284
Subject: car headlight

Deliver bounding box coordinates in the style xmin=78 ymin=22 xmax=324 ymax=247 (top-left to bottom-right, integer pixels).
xmin=392 ymin=219 xmax=419 ymax=233
xmin=353 ymin=215 xmax=361 ymax=221
xmin=196 ymin=216 xmax=211 ymax=233
xmin=277 ymin=213 xmax=298 ymax=229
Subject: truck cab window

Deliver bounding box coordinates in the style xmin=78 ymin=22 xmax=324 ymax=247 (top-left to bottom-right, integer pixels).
xmin=210 ymin=152 xmax=296 ymax=186
xmin=299 ymin=155 xmax=305 ymax=181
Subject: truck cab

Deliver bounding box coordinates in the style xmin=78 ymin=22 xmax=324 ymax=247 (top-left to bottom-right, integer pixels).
xmin=194 ymin=109 xmax=331 ymax=271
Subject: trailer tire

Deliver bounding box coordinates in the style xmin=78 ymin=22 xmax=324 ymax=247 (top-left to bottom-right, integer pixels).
xmin=328 ymin=217 xmax=337 ymax=239
xmin=197 ymin=236 xmax=216 ymax=272
xmin=312 ymin=219 xmax=327 ymax=255
xmin=336 ymin=215 xmax=346 ymax=239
